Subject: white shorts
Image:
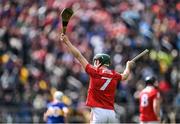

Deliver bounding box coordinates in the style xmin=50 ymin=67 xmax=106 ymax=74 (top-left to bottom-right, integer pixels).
xmin=140 ymin=121 xmax=159 ymax=124
xmin=90 ymin=107 xmax=119 ymax=124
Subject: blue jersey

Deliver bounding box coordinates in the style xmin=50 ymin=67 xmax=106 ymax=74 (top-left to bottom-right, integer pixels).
xmin=46 ymin=102 xmax=67 ymax=123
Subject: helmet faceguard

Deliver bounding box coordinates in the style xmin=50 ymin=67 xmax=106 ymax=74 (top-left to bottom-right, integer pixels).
xmin=93 ymin=53 xmax=111 ymax=67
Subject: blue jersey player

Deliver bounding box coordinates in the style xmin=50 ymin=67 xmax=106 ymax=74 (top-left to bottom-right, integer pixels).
xmin=43 ymin=91 xmax=68 ymax=123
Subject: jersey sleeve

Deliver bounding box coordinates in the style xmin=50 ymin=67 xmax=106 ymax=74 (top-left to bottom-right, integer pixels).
xmin=85 ymin=64 xmax=98 ymax=77
xmin=152 ymin=89 xmax=160 ymax=99
xmin=114 ymin=72 xmax=122 ymax=81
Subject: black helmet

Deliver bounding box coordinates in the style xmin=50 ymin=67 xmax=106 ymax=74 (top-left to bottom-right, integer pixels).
xmin=145 ymin=76 xmax=156 ymax=85
xmin=93 ymin=53 xmax=110 ymax=66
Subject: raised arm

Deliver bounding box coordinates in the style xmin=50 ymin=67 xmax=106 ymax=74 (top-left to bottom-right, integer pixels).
xmin=121 ymin=61 xmax=134 ymax=80
xmin=60 ymin=33 xmax=89 ymax=69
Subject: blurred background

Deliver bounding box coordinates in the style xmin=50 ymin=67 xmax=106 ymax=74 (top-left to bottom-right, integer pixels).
xmin=0 ymin=0 xmax=180 ymax=123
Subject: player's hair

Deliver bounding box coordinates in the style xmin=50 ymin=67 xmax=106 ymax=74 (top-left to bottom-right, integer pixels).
xmin=54 ymin=91 xmax=64 ymax=101
xmin=144 ymin=76 xmax=156 ymax=85
xmin=93 ymin=53 xmax=110 ymax=67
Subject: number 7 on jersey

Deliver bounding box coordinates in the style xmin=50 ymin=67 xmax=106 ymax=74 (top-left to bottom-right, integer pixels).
xmin=100 ymin=77 xmax=112 ymax=90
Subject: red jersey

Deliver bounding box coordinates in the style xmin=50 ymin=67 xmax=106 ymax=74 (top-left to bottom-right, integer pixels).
xmin=85 ymin=64 xmax=122 ymax=110
xmin=139 ymin=86 xmax=160 ymax=122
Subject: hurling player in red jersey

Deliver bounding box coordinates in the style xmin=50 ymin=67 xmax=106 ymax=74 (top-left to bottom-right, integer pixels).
xmin=139 ymin=76 xmax=161 ymax=124
xmin=60 ymin=33 xmax=134 ymax=123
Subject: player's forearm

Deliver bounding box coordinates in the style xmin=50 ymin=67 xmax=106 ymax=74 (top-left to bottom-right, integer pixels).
xmin=121 ymin=65 xmax=131 ymax=80
xmin=155 ymin=106 xmax=160 ymax=119
xmin=121 ymin=61 xmax=134 ymax=80
xmin=60 ymin=34 xmax=89 ymax=69
xmin=64 ymin=39 xmax=82 ymax=59
xmin=43 ymin=113 xmax=48 ymax=121
xmin=153 ymin=99 xmax=161 ymax=121
xmin=155 ymin=109 xmax=160 ymax=121
xmin=60 ymin=33 xmax=81 ymax=59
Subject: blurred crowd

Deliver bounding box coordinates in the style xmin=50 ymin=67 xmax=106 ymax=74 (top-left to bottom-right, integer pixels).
xmin=0 ymin=0 xmax=180 ymax=123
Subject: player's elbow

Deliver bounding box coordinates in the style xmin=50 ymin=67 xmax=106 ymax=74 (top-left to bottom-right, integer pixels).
xmin=121 ymin=73 xmax=129 ymax=80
